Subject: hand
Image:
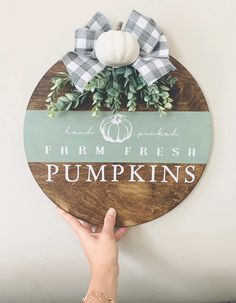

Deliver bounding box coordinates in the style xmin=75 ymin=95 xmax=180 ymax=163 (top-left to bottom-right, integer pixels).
xmin=57 ymin=207 xmax=128 ymax=277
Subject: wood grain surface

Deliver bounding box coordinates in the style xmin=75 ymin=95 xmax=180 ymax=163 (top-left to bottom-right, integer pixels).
xmin=26 ymin=57 xmax=210 ymax=227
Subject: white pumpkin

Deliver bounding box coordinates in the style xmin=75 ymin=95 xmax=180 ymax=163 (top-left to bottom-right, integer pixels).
xmin=95 ymin=22 xmax=140 ymax=68
xmin=100 ymin=114 xmax=133 ymax=143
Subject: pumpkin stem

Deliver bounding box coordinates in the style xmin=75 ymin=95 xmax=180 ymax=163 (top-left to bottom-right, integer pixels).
xmin=116 ymin=22 xmax=123 ymax=31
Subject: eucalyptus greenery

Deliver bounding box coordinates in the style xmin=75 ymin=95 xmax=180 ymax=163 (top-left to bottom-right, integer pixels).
xmin=46 ymin=66 xmax=177 ymax=118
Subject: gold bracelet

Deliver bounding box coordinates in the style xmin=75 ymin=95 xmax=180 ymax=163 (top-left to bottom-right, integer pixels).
xmin=82 ymin=290 xmax=115 ymax=302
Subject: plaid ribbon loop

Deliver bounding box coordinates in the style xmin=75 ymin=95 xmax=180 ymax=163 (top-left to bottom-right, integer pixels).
xmin=63 ymin=10 xmax=176 ymax=92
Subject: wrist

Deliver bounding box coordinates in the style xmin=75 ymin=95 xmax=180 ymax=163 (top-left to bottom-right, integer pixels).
xmin=89 ymin=265 xmax=119 ymax=301
xmin=91 ymin=263 xmax=119 ymax=278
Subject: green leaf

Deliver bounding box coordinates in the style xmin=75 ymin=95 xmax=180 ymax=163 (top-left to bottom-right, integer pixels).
xmin=124 ymin=67 xmax=133 ymax=78
xmin=160 ymin=84 xmax=170 ymax=91
xmin=144 ymin=95 xmax=151 ymax=102
xmin=113 ymin=81 xmax=119 ymax=90
xmin=65 ymin=93 xmax=76 ymax=101
xmin=50 ymin=84 xmax=57 ymax=91
xmin=164 ymin=102 xmax=173 ymax=110
xmin=48 ymin=113 xmax=54 ymax=118
xmin=129 ymin=85 xmax=136 ymax=93
xmin=128 ymin=106 xmax=136 ymax=112
xmin=130 ymin=76 xmax=137 ymax=87
xmin=46 ymin=67 xmax=177 ymax=118
xmin=80 ymin=95 xmax=87 ymax=104
xmin=73 ymin=100 xmax=80 ymax=108
xmin=108 ymin=88 xmax=117 ymax=97
xmin=52 ymin=77 xmax=61 ymax=84
xmin=114 ymin=67 xmax=126 ymax=74
xmin=58 ymin=72 xmax=68 ymax=75
xmin=65 ymin=102 xmax=72 ymax=111
xmin=90 ymin=86 xmax=96 ymax=93
xmin=59 ymin=96 xmax=70 ymax=102
xmin=84 ymin=83 xmax=92 ymax=91
xmin=162 ymin=91 xmax=169 ymax=99
xmin=55 ymin=78 xmax=63 ymax=89
xmin=124 ymin=78 xmax=129 ymax=88
xmin=56 ymin=101 xmax=65 ymax=111
xmin=103 ymin=69 xmax=112 ymax=77
xmin=85 ymin=82 xmax=96 ymax=92
xmin=128 ymin=92 xmax=133 ymax=100
xmin=92 ymin=106 xmax=100 ymax=117
xmin=93 ymin=92 xmax=104 ymax=100
xmin=47 ymin=91 xmax=54 ymax=97
xmin=97 ymin=79 xmax=106 ymax=89
xmin=137 ymin=83 xmax=146 ymax=91
xmin=127 ymin=100 xmax=133 ymax=107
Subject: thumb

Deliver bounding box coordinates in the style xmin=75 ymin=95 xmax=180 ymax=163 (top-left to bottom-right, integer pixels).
xmin=102 ymin=208 xmax=116 ymax=237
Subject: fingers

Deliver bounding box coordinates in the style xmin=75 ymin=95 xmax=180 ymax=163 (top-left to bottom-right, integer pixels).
xmin=58 ymin=207 xmax=127 ymax=241
xmin=57 ymin=208 xmax=89 ymax=239
xmin=79 ymin=220 xmax=93 ymax=231
xmin=94 ymin=225 xmax=103 ymax=233
xmin=90 ymin=225 xmax=128 ymax=240
xmin=101 ymin=208 xmax=116 ymax=237
xmin=115 ymin=227 xmax=128 ymax=241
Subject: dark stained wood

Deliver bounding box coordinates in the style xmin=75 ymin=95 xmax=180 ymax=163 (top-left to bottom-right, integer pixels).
xmin=29 ymin=162 xmax=206 ymax=227
xmin=25 ymin=57 xmax=210 ymax=227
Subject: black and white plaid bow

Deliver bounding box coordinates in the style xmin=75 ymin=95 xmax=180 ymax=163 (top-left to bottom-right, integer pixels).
xmin=63 ymin=10 xmax=176 ymax=93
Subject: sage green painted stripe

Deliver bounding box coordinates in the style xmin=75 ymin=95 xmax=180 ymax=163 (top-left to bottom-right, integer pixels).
xmin=24 ymin=111 xmax=212 ymax=164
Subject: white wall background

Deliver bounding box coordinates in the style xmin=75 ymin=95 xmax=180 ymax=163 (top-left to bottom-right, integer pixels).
xmin=0 ymin=0 xmax=236 ymax=302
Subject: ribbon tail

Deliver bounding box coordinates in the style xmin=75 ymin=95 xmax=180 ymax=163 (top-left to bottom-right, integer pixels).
xmin=85 ymin=11 xmax=112 ymax=31
xmin=63 ymin=12 xmax=111 ymax=92
xmin=132 ymin=57 xmax=176 ymax=86
xmin=125 ymin=10 xmax=176 ymax=84
xmin=124 ymin=10 xmax=162 ymax=54
xmin=63 ymin=52 xmax=105 ymax=93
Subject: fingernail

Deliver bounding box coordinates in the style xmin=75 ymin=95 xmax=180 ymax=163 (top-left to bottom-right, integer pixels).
xmin=108 ymin=208 xmax=116 ymax=216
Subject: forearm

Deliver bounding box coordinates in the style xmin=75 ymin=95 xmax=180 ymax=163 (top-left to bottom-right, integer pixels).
xmin=85 ymin=267 xmax=119 ymax=302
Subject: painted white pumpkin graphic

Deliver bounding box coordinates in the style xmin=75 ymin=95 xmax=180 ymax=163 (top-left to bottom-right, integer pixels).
xmin=95 ymin=22 xmax=140 ymax=68
xmin=100 ymin=114 xmax=133 ymax=143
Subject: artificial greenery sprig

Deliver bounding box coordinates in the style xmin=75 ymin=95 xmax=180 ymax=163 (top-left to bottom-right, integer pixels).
xmin=46 ymin=66 xmax=177 ymax=118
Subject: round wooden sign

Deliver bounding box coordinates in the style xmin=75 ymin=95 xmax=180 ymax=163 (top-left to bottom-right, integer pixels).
xmin=24 ymin=58 xmax=212 ymax=227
